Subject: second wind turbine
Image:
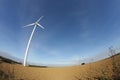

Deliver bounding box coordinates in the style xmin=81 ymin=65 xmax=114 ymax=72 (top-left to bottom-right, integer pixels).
xmin=23 ymin=16 xmax=44 ymax=66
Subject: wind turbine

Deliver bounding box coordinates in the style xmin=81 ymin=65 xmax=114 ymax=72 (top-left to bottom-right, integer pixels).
xmin=23 ymin=16 xmax=44 ymax=66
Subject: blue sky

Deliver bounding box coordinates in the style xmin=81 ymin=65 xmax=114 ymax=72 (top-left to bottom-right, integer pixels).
xmin=0 ymin=0 xmax=120 ymax=66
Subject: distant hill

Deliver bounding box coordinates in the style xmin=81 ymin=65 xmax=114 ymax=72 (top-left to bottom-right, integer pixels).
xmin=0 ymin=51 xmax=23 ymax=63
xmin=0 ymin=56 xmax=21 ymax=64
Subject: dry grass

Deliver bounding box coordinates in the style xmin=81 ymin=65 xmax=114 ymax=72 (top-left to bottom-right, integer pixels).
xmin=0 ymin=54 xmax=120 ymax=80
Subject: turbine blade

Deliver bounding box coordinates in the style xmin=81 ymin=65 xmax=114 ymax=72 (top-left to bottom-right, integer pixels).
xmin=37 ymin=23 xmax=44 ymax=29
xmin=36 ymin=16 xmax=44 ymax=22
xmin=23 ymin=23 xmax=35 ymax=28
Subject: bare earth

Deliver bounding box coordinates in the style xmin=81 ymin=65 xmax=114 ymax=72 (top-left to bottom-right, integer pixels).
xmin=0 ymin=54 xmax=120 ymax=80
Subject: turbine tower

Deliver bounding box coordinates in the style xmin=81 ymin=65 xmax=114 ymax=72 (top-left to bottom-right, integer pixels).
xmin=23 ymin=16 xmax=44 ymax=66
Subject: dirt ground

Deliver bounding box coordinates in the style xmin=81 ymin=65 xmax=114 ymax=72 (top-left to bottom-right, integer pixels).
xmin=0 ymin=54 xmax=120 ymax=80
